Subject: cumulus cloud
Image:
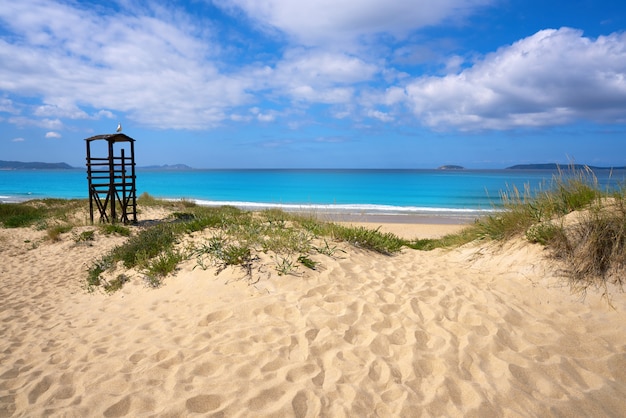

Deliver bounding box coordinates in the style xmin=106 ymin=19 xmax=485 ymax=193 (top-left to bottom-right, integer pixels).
xmin=399 ymin=28 xmax=626 ymax=130
xmin=8 ymin=116 xmax=63 ymax=130
xmin=11 ymin=137 xmax=25 ymax=142
xmin=1 ymin=1 xmax=626 ymax=135
xmin=249 ymin=106 xmax=277 ymax=122
xmin=367 ymin=109 xmax=394 ymax=122
xmin=34 ymin=103 xmax=89 ymax=119
xmin=275 ymin=50 xmax=378 ymax=85
xmin=45 ymin=131 xmax=61 ymax=139
xmin=215 ymin=0 xmax=493 ymax=45
xmin=240 ymin=49 xmax=379 ymax=106
xmin=0 ymin=1 xmax=249 ymax=130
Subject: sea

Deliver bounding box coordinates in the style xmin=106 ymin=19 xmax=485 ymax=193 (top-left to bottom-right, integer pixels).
xmin=1 ymin=168 xmax=625 ymax=220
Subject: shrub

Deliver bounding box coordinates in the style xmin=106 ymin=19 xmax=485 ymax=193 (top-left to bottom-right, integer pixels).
xmin=554 ymin=203 xmax=626 ymax=287
xmin=0 ymin=203 xmax=46 ymax=227
xmin=75 ymin=230 xmax=96 ymax=243
xmin=525 ymin=222 xmax=563 ymax=245
xmin=144 ymin=249 xmax=184 ymax=287
xmin=111 ymin=223 xmax=177 ymax=268
xmin=100 ymin=224 xmax=131 ymax=236
xmin=103 ymin=274 xmax=130 ymax=293
xmin=86 ymin=255 xmax=114 ymax=292
xmin=47 ymin=224 xmax=73 ymax=241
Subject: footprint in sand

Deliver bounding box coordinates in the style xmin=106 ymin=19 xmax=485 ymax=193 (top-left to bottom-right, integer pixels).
xmin=103 ymin=395 xmax=131 ymax=417
xmin=185 ymin=394 xmax=222 ymax=414
xmin=197 ymin=309 xmax=233 ymax=326
xmin=27 ymin=375 xmax=53 ymax=404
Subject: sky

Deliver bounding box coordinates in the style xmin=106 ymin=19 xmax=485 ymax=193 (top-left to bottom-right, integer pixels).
xmin=1 ymin=0 xmax=626 ymax=169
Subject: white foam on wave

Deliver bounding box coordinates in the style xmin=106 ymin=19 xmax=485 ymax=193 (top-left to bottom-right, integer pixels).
xmin=173 ymin=199 xmax=498 ymax=215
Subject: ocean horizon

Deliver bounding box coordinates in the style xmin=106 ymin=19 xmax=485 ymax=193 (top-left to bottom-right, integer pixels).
xmin=2 ymin=168 xmax=625 ymax=218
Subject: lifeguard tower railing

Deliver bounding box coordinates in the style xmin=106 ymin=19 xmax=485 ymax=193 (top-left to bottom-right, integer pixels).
xmin=85 ymin=133 xmax=137 ymax=224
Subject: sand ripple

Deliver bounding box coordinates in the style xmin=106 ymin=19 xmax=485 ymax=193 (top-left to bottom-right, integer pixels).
xmin=1 ymin=227 xmax=625 ymax=417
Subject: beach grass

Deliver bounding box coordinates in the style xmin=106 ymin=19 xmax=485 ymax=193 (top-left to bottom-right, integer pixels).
xmin=84 ymin=201 xmax=410 ymax=291
xmin=431 ymin=166 xmax=625 ymax=292
xmin=3 ymin=168 xmax=625 ymax=295
xmin=0 ymin=198 xmax=86 ymax=228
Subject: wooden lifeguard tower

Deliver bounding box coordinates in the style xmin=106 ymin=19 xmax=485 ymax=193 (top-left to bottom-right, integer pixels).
xmin=85 ymin=133 xmax=137 ymax=224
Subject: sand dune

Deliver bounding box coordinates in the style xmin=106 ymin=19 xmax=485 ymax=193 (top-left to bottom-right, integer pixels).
xmin=1 ymin=219 xmax=625 ymax=417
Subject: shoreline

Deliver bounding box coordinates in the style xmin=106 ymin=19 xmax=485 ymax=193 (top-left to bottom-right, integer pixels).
xmin=2 ymin=195 xmax=488 ymax=223
xmin=318 ymin=212 xmax=477 ymax=225
xmin=313 ymin=212 xmax=475 ymax=239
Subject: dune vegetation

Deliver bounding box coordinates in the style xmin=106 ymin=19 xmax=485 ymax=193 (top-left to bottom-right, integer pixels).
xmin=1 ymin=167 xmax=624 ymax=296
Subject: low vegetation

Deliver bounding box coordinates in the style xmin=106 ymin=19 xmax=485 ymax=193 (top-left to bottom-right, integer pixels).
xmin=3 ymin=169 xmax=625 ymax=297
xmin=84 ymin=196 xmax=410 ymax=292
xmin=399 ymin=167 xmax=626 ymax=296
xmin=467 ymin=167 xmax=625 ymax=294
xmin=473 ymin=170 xmax=626 ymax=291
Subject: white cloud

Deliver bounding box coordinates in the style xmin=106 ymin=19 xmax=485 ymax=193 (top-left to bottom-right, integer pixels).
xmin=367 ymin=109 xmax=394 ymax=122
xmin=2 ymin=1 xmax=626 ymax=135
xmin=45 ymin=131 xmax=61 ymax=139
xmin=34 ymin=103 xmax=89 ymax=119
xmin=12 ymin=137 xmax=25 ymax=142
xmin=401 ymin=28 xmax=626 ymax=130
xmin=8 ymin=116 xmax=63 ymax=130
xmin=0 ymin=98 xmax=19 ymax=114
xmin=252 ymin=49 xmax=378 ymax=104
xmin=275 ymin=50 xmax=378 ymax=84
xmin=257 ymin=113 xmax=276 ymax=122
xmin=95 ymin=110 xmax=115 ymax=120
xmin=215 ymin=0 xmax=494 ymax=45
xmin=0 ymin=1 xmax=250 ymax=130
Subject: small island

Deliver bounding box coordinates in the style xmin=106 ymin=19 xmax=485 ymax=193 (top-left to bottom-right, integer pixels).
xmin=507 ymin=163 xmax=626 ymax=170
xmin=138 ymin=164 xmax=193 ymax=170
xmin=0 ymin=160 xmax=74 ymax=170
xmin=437 ymin=165 xmax=465 ymax=170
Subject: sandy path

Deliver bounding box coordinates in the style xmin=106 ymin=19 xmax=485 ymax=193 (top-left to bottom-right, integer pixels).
xmin=1 ymin=224 xmax=625 ymax=417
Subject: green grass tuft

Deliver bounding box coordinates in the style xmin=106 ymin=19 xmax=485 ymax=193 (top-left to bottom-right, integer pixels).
xmin=100 ymin=224 xmax=131 ymax=236
xmin=46 ymin=224 xmax=73 ymax=241
xmin=144 ymin=249 xmax=184 ymax=287
xmin=103 ymin=274 xmax=130 ymax=293
xmin=0 ymin=203 xmax=46 ymax=227
xmin=111 ymin=223 xmax=177 ymax=269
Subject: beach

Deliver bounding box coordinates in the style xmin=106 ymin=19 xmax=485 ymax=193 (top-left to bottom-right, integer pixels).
xmin=1 ymin=209 xmax=625 ymax=417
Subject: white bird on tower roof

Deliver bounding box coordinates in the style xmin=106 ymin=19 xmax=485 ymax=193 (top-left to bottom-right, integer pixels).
xmin=116 ymin=122 xmax=122 ymax=133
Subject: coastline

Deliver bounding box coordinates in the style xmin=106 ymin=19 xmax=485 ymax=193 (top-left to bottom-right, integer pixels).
xmin=6 ymin=167 xmax=625 ymax=211
xmin=315 ymin=212 xmax=475 ymax=239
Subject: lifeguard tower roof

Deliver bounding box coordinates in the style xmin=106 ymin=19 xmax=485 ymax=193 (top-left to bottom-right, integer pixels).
xmin=85 ymin=133 xmax=135 ymax=143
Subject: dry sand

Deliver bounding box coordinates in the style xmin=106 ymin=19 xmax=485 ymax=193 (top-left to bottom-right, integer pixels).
xmin=1 ymin=213 xmax=625 ymax=417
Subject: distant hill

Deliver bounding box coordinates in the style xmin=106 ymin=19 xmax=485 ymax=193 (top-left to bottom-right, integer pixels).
xmin=507 ymin=163 xmax=626 ymax=170
xmin=0 ymin=160 xmax=74 ymax=170
xmin=138 ymin=164 xmax=193 ymax=170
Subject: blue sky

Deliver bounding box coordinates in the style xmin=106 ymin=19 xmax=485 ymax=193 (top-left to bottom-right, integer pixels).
xmin=1 ymin=0 xmax=626 ymax=168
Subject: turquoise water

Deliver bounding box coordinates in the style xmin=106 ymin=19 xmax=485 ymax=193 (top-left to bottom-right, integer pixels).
xmin=1 ymin=169 xmax=624 ymax=216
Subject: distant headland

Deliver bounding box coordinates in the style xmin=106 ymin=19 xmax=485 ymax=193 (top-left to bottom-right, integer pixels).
xmin=0 ymin=160 xmax=193 ymax=170
xmin=0 ymin=160 xmax=74 ymax=170
xmin=138 ymin=164 xmax=193 ymax=170
xmin=506 ymin=163 xmax=626 ymax=170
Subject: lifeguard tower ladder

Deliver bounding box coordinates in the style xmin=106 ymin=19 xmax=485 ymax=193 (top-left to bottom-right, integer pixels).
xmin=85 ymin=133 xmax=137 ymax=224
